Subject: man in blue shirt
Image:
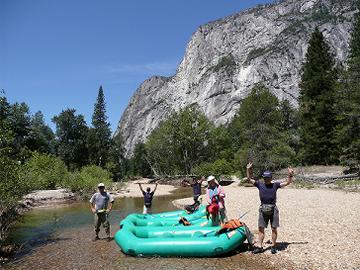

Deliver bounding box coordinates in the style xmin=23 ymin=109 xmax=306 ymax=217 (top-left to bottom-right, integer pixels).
xmin=246 ymin=162 xmax=294 ymax=254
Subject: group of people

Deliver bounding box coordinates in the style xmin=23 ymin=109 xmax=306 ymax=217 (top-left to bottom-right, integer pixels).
xmin=89 ymin=162 xmax=294 ymax=254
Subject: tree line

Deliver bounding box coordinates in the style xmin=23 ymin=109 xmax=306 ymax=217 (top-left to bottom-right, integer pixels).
xmin=129 ymin=4 xmax=360 ymax=178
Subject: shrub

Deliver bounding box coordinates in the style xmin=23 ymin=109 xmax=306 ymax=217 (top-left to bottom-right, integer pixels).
xmin=193 ymin=159 xmax=234 ymax=177
xmin=21 ymin=152 xmax=69 ymax=190
xmin=64 ymin=165 xmax=112 ymax=195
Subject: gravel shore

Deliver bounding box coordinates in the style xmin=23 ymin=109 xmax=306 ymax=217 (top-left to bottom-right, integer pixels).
xmin=173 ymin=184 xmax=360 ymax=270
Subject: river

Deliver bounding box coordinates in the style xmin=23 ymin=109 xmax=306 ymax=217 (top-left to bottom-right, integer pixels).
xmin=3 ymin=188 xmax=277 ymax=270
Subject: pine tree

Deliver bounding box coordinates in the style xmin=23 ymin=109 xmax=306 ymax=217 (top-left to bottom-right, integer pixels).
xmin=230 ymin=84 xmax=295 ymax=176
xmin=299 ymin=28 xmax=338 ymax=165
xmin=88 ymin=86 xmax=112 ymax=168
xmin=335 ymin=2 xmax=360 ymax=172
xmin=52 ymin=109 xmax=89 ymax=171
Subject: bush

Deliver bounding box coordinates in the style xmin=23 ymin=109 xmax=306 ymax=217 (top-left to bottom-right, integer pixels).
xmin=193 ymin=159 xmax=234 ymax=177
xmin=64 ymin=165 xmax=112 ymax=195
xmin=21 ymin=152 xmax=69 ymax=190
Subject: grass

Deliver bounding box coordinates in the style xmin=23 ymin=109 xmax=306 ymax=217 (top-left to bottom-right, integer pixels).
xmin=334 ymin=179 xmax=360 ymax=188
xmin=292 ymin=179 xmax=316 ymax=189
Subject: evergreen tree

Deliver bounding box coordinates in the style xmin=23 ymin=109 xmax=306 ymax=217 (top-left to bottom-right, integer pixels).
xmin=52 ymin=109 xmax=89 ymax=171
xmin=107 ymin=134 xmax=126 ymax=180
xmin=132 ymin=143 xmax=152 ymax=177
xmin=88 ymin=86 xmax=111 ymax=168
xmin=230 ymin=84 xmax=295 ymax=176
xmin=299 ymin=28 xmax=338 ymax=165
xmin=27 ymin=111 xmax=55 ymax=154
xmin=335 ymin=2 xmax=360 ymax=172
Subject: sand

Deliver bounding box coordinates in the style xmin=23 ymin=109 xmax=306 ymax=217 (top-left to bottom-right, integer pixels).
xmin=173 ymin=183 xmax=360 ymax=270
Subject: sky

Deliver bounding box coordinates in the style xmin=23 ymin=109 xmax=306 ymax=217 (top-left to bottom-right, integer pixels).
xmin=0 ymin=0 xmax=275 ymax=133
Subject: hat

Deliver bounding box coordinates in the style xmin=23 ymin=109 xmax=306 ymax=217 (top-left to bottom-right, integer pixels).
xmin=262 ymin=171 xmax=272 ymax=178
xmin=207 ymin=175 xmax=216 ymax=182
xmin=98 ymin=183 xmax=105 ymax=188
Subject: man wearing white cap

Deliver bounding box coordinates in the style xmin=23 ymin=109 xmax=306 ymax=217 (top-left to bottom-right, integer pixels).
xmin=205 ymin=175 xmax=227 ymax=225
xmin=90 ymin=183 xmax=114 ymax=241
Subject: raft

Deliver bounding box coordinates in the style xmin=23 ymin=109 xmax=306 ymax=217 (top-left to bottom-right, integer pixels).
xmin=114 ymin=207 xmax=247 ymax=257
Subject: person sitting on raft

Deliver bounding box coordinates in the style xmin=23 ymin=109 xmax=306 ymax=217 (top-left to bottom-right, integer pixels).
xmin=138 ymin=183 xmax=158 ymax=214
xmin=182 ymin=176 xmax=205 ymax=203
xmin=205 ymin=175 xmax=227 ymax=226
xmin=246 ymin=162 xmax=294 ymax=254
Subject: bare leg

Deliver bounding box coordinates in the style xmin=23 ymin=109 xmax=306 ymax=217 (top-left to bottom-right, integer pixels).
xmin=271 ymin=227 xmax=277 ymax=247
xmin=258 ymin=227 xmax=265 ymax=248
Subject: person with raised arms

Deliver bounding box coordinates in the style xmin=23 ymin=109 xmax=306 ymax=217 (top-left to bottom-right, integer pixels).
xmin=246 ymin=162 xmax=294 ymax=254
xmin=138 ymin=183 xmax=158 ymax=214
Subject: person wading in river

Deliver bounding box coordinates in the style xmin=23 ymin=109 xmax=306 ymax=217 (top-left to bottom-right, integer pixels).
xmin=90 ymin=183 xmax=114 ymax=242
xmin=138 ymin=183 xmax=158 ymax=214
xmin=182 ymin=176 xmax=205 ymax=203
xmin=246 ymin=162 xmax=294 ymax=254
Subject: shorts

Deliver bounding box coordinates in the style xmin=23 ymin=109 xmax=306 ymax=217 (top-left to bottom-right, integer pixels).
xmin=193 ymin=194 xmax=200 ymax=202
xmin=94 ymin=212 xmax=110 ymax=235
xmin=143 ymin=205 xmax=152 ymax=214
xmin=258 ymin=205 xmax=279 ymax=228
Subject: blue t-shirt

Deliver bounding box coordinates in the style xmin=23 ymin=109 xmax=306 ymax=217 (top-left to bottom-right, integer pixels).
xmin=254 ymin=181 xmax=281 ymax=204
xmin=191 ymin=182 xmax=202 ymax=196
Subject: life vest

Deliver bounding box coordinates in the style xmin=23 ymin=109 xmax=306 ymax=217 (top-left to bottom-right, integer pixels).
xmin=206 ymin=196 xmax=219 ymax=218
xmin=215 ymin=219 xmax=244 ymax=235
xmin=221 ymin=219 xmax=243 ymax=230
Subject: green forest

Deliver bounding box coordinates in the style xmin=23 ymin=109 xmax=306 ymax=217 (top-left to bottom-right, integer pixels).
xmin=1 ymin=1 xmax=359 ymax=243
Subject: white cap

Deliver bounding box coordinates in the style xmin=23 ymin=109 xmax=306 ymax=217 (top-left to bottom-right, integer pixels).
xmin=207 ymin=175 xmax=216 ymax=182
xmin=98 ymin=183 xmax=105 ymax=188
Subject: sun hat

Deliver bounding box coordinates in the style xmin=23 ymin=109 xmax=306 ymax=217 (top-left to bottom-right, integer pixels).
xmin=98 ymin=183 xmax=105 ymax=188
xmin=262 ymin=171 xmax=272 ymax=178
xmin=207 ymin=175 xmax=216 ymax=182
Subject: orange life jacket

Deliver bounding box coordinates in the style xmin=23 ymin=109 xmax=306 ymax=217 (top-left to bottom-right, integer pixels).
xmin=221 ymin=219 xmax=243 ymax=230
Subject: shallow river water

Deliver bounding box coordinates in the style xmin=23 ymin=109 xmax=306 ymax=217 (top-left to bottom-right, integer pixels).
xmin=4 ymin=188 xmax=278 ymax=270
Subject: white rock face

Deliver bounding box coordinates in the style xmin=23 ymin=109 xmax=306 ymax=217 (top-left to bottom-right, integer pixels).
xmin=115 ymin=0 xmax=356 ymax=157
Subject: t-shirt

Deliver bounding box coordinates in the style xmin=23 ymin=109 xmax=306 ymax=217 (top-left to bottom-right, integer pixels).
xmin=142 ymin=191 xmax=154 ymax=206
xmin=254 ymin=181 xmax=281 ymax=204
xmin=90 ymin=192 xmax=114 ymax=211
xmin=191 ymin=182 xmax=202 ymax=196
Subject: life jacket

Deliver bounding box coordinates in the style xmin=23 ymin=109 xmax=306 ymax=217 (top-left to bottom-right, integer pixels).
xmin=216 ymin=219 xmax=244 ymax=235
xmin=221 ymin=219 xmax=243 ymax=230
xmin=179 ymin=217 xmax=191 ymax=226
xmin=206 ymin=196 xmax=219 ymax=219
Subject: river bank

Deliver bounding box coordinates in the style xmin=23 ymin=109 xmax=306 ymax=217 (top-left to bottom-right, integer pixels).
xmin=173 ymin=182 xmax=360 ymax=270
xmin=2 ymin=187 xmax=286 ymax=270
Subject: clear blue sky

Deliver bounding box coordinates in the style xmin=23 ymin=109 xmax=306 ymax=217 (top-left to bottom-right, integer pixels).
xmin=0 ymin=0 xmax=274 ymax=133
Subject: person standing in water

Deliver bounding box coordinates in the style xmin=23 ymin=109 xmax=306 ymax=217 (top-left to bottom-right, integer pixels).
xmin=183 ymin=176 xmax=205 ymax=203
xmin=90 ymin=183 xmax=114 ymax=242
xmin=138 ymin=183 xmax=158 ymax=214
xmin=246 ymin=162 xmax=294 ymax=254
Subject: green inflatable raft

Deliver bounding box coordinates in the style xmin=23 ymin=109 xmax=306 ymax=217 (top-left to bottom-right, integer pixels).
xmin=114 ymin=207 xmax=247 ymax=257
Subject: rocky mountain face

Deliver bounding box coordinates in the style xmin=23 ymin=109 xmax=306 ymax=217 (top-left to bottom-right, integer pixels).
xmin=115 ymin=0 xmax=356 ymax=157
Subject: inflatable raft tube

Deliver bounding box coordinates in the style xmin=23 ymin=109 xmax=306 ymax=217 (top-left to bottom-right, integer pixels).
xmin=120 ymin=214 xmax=212 ymax=228
xmin=114 ymin=225 xmax=246 ymax=257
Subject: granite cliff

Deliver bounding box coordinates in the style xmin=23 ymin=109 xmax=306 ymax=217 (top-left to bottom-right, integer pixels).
xmin=115 ymin=0 xmax=356 ymax=157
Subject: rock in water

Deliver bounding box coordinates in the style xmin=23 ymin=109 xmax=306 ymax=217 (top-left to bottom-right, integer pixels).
xmin=115 ymin=0 xmax=357 ymax=157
